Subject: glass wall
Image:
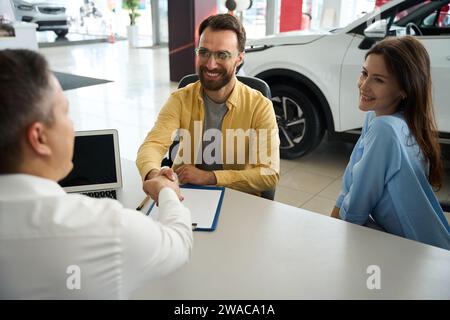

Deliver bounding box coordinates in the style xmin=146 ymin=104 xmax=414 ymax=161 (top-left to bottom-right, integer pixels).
xmin=0 ymin=0 xmax=15 ymax=22
xmin=65 ymin=0 xmax=168 ymax=44
xmin=240 ymin=0 xmax=267 ymax=39
xmin=66 ymin=0 xmax=114 ymax=37
xmin=217 ymin=0 xmax=268 ymax=39
xmin=217 ymin=0 xmax=377 ymax=39
xmin=158 ymin=0 xmax=168 ymax=43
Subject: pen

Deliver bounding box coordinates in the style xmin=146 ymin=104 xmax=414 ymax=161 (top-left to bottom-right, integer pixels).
xmin=136 ymin=196 xmax=150 ymax=211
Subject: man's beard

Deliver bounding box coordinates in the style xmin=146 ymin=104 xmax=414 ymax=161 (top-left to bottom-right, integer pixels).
xmin=198 ymin=66 xmax=233 ymax=91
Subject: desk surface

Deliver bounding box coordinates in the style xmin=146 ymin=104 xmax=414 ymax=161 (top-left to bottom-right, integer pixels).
xmin=119 ymin=159 xmax=450 ymax=299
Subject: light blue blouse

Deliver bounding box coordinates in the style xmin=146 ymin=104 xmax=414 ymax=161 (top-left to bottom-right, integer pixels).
xmin=336 ymin=111 xmax=450 ymax=250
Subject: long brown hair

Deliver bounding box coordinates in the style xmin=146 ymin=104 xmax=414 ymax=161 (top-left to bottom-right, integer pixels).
xmin=366 ymin=36 xmax=442 ymax=189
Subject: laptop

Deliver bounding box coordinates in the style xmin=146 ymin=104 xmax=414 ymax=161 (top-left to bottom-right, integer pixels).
xmin=58 ymin=129 xmax=122 ymax=199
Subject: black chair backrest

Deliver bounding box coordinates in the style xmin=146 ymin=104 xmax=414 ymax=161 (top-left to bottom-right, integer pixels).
xmin=164 ymin=74 xmax=276 ymax=200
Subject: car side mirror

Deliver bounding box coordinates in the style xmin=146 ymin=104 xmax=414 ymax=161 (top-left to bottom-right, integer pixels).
xmin=363 ymin=19 xmax=388 ymax=39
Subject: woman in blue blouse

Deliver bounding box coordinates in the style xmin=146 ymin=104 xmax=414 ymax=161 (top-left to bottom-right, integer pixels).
xmin=331 ymin=36 xmax=450 ymax=250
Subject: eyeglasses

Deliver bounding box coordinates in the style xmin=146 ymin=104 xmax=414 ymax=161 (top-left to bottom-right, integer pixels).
xmin=195 ymin=47 xmax=239 ymax=62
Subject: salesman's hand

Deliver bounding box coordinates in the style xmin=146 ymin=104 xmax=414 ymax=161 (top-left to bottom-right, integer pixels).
xmin=143 ymin=175 xmax=183 ymax=205
xmin=145 ymin=167 xmax=177 ymax=181
xmin=158 ymin=166 xmax=178 ymax=182
xmin=175 ymin=165 xmax=217 ymax=185
xmin=145 ymin=166 xmax=177 ymax=181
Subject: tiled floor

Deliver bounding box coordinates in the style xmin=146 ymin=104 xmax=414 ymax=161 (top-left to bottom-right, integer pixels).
xmin=40 ymin=41 xmax=450 ymax=219
xmin=37 ymin=31 xmax=109 ymax=48
xmin=277 ymin=138 xmax=352 ymax=216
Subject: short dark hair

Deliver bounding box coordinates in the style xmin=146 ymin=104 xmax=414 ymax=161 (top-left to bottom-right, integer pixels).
xmin=0 ymin=49 xmax=54 ymax=173
xmin=198 ymin=14 xmax=246 ymax=52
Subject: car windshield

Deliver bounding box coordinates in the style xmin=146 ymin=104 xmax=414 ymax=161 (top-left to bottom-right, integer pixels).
xmin=393 ymin=2 xmax=428 ymax=23
xmin=329 ymin=28 xmax=342 ymax=33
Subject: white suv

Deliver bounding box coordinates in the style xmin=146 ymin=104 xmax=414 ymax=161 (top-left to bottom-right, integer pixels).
xmin=243 ymin=0 xmax=450 ymax=158
xmin=11 ymin=0 xmax=69 ymax=37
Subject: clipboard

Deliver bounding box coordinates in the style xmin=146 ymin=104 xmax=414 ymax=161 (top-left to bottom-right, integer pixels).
xmin=145 ymin=185 xmax=225 ymax=231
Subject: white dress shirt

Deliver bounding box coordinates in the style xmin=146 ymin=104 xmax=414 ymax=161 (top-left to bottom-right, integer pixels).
xmin=0 ymin=174 xmax=192 ymax=299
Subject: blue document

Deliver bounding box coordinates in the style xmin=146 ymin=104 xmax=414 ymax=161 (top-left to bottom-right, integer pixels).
xmin=146 ymin=185 xmax=225 ymax=231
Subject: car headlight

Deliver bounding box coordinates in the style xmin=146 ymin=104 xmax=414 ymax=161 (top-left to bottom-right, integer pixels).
xmin=17 ymin=5 xmax=34 ymax=11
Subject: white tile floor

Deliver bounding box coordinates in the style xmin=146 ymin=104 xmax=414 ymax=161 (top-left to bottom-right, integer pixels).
xmin=277 ymin=138 xmax=353 ymax=215
xmin=40 ymin=41 xmax=450 ymax=218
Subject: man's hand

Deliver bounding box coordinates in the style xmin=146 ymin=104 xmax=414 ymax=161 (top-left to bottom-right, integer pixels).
xmin=143 ymin=175 xmax=183 ymax=205
xmin=145 ymin=166 xmax=178 ymax=182
xmin=158 ymin=166 xmax=178 ymax=182
xmin=144 ymin=168 xmax=160 ymax=181
xmin=175 ymin=165 xmax=217 ymax=185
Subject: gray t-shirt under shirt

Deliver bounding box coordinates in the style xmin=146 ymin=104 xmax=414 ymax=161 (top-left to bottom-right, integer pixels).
xmin=197 ymin=92 xmax=228 ymax=171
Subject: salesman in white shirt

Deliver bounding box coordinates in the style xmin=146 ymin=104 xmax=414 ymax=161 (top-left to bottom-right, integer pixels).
xmin=0 ymin=49 xmax=193 ymax=299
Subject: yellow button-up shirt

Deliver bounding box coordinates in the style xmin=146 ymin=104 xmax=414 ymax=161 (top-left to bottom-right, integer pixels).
xmin=136 ymin=79 xmax=280 ymax=196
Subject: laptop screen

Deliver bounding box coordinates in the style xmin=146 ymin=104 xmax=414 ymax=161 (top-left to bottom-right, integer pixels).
xmin=58 ymin=130 xmax=122 ymax=193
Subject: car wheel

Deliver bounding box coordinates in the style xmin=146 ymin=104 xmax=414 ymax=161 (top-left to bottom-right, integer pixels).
xmin=271 ymin=84 xmax=324 ymax=159
xmin=54 ymin=29 xmax=68 ymax=37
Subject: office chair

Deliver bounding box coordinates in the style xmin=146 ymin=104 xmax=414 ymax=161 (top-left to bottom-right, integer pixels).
xmin=161 ymin=74 xmax=276 ymax=200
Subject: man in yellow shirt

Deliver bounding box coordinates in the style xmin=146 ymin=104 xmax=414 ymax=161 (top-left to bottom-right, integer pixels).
xmin=136 ymin=14 xmax=279 ymax=196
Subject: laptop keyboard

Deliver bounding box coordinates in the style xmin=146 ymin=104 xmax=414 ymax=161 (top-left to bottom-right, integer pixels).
xmin=82 ymin=190 xmax=117 ymax=199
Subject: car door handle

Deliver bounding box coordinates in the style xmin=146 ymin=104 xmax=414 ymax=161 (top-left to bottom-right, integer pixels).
xmin=447 ymin=56 xmax=450 ymax=61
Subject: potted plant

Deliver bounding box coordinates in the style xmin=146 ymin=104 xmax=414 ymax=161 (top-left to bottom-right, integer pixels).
xmin=123 ymin=0 xmax=140 ymax=47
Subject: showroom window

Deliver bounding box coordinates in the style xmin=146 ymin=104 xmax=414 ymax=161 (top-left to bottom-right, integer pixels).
xmin=218 ymin=0 xmax=378 ymax=39
xmin=63 ymin=0 xmax=167 ymax=45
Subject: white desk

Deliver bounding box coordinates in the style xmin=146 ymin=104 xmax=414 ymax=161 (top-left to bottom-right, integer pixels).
xmin=119 ymin=159 xmax=450 ymax=299
xmin=0 ymin=22 xmax=38 ymax=51
xmin=116 ymin=158 xmax=146 ymax=210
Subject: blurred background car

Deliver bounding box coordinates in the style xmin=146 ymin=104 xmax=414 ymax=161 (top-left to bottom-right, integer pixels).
xmin=11 ymin=0 xmax=69 ymax=37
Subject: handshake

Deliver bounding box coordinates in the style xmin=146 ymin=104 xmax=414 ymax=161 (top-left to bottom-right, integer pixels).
xmin=142 ymin=166 xmax=184 ymax=205
xmin=143 ymin=164 xmax=218 ymax=205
